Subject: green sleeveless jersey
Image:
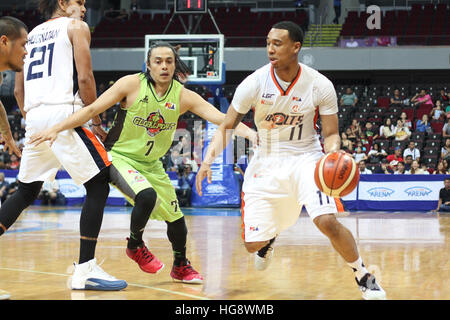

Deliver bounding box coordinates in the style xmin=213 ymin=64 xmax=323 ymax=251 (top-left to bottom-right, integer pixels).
xmin=105 ymin=74 xmax=182 ymax=163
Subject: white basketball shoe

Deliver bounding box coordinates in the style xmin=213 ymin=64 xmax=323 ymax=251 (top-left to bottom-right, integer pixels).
xmin=356 ymin=273 xmax=387 ymax=300
xmin=0 ymin=289 xmax=11 ymax=300
xmin=71 ymin=258 xmax=127 ymax=291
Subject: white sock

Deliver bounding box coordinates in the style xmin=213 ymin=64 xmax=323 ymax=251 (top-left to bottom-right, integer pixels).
xmin=347 ymin=256 xmax=369 ymax=281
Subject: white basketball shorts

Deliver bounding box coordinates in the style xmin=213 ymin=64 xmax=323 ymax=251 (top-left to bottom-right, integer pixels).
xmin=18 ymin=104 xmax=111 ymax=185
xmin=241 ymin=150 xmax=338 ymax=242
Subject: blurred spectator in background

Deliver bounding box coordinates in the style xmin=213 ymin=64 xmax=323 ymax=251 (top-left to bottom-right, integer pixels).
xmin=38 ymin=179 xmax=66 ymax=206
xmin=6 ymin=154 xmax=20 ymax=170
xmin=399 ymin=112 xmax=412 ymax=130
xmin=390 ymin=89 xmax=404 ymax=106
xmin=341 ymin=132 xmax=354 ymax=152
xmin=406 ymin=160 xmax=427 ymax=174
xmin=0 ymin=172 xmax=9 ymax=203
xmin=441 ymin=138 xmax=450 ymax=160
xmin=443 ymin=118 xmax=450 ymax=139
xmin=380 ymin=118 xmax=395 ymax=139
xmin=116 ymin=9 xmax=129 ymax=21
xmin=353 ymin=146 xmax=367 ymax=163
xmin=364 ymin=121 xmax=378 ymax=144
xmin=374 ymin=158 xmax=393 ymax=174
xmin=367 ymin=142 xmax=387 ymax=164
xmin=345 ymin=37 xmax=359 ymax=48
xmin=394 ymin=161 xmax=406 ymax=174
xmin=438 ymin=89 xmax=448 ymax=105
xmin=340 ymin=87 xmax=358 ymax=107
xmin=415 ymin=114 xmax=432 ymax=134
xmin=411 ymin=89 xmax=433 ymax=108
xmin=430 ymin=100 xmax=444 ymax=121
xmin=394 ymin=119 xmax=411 ymax=141
xmin=404 ymin=155 xmax=413 ymax=171
xmin=433 ymin=161 xmax=448 ymax=174
xmin=434 ymin=178 xmax=450 ymax=212
xmin=176 ymin=164 xmax=194 ymax=207
xmin=403 ymin=141 xmax=420 ymax=162
xmin=5 ymin=176 xmax=19 ymax=200
xmin=358 ymin=160 xmax=372 ymax=174
xmin=387 ymin=146 xmax=404 ymax=163
xmin=345 ymin=127 xmax=357 ymax=144
xmin=349 ymin=118 xmax=362 ymax=137
xmin=333 ymin=0 xmax=341 ymax=24
xmin=130 ymin=0 xmax=140 ymax=13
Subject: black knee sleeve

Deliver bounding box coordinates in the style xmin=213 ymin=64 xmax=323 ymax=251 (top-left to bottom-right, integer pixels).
xmin=131 ymin=188 xmax=157 ymax=230
xmin=0 ymin=181 xmax=43 ymax=232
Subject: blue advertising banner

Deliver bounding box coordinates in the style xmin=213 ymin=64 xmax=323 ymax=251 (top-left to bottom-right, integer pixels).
xmin=342 ymin=174 xmax=449 ymax=211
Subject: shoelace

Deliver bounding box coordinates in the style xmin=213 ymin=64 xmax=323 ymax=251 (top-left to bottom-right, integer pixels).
xmin=135 ymin=246 xmax=154 ymax=263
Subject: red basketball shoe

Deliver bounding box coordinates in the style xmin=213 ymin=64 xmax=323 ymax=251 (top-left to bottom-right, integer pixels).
xmin=170 ymin=260 xmax=203 ymax=284
xmin=126 ymin=240 xmax=164 ymax=274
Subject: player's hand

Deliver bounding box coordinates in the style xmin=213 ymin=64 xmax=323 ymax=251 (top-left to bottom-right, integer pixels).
xmin=91 ymin=124 xmax=108 ymax=142
xmin=0 ymin=134 xmax=22 ymax=158
xmin=195 ymin=162 xmax=212 ymax=196
xmin=29 ymin=129 xmax=58 ymax=147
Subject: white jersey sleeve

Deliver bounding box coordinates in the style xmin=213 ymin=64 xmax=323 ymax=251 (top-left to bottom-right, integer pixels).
xmin=313 ymin=75 xmax=339 ymax=115
xmin=231 ymin=74 xmax=259 ymax=114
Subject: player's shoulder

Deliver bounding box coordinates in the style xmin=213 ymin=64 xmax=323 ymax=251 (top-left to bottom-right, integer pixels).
xmin=301 ymin=63 xmax=335 ymax=92
xmin=238 ymin=63 xmax=271 ymax=88
xmin=67 ymin=18 xmax=90 ymax=32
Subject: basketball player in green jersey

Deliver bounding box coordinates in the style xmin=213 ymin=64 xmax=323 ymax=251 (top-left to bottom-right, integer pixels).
xmin=29 ymin=42 xmax=257 ymax=283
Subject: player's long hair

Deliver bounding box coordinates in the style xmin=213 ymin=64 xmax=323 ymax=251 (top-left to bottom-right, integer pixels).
xmin=38 ymin=0 xmax=70 ymax=19
xmin=143 ymin=42 xmax=190 ymax=87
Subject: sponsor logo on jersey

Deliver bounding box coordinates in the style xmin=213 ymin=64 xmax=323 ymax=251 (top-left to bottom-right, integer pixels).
xmin=139 ymin=96 xmax=149 ymax=103
xmin=260 ymin=99 xmax=273 ymax=105
xmin=264 ymin=112 xmax=304 ymax=126
xmin=132 ymin=110 xmax=176 ymax=137
xmin=292 ymin=96 xmax=302 ymax=102
xmin=290 ymin=104 xmax=301 ymax=113
xmin=165 ymin=102 xmax=176 ymax=110
xmin=249 ymin=226 xmax=259 ymax=232
xmin=262 ymin=93 xmax=275 ymax=99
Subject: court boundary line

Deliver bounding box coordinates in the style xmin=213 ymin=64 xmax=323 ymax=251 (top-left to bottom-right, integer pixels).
xmin=0 ymin=267 xmax=210 ymax=300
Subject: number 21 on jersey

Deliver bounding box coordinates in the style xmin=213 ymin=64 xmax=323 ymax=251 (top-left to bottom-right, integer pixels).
xmin=26 ymin=42 xmax=55 ymax=81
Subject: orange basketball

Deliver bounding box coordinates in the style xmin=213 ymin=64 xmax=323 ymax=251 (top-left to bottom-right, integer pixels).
xmin=314 ymin=152 xmax=360 ymax=197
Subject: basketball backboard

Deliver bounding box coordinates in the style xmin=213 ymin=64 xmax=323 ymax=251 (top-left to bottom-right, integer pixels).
xmin=144 ymin=34 xmax=225 ymax=85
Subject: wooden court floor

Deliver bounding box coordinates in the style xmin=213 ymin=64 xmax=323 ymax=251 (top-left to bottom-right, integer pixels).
xmin=0 ymin=206 xmax=448 ymax=300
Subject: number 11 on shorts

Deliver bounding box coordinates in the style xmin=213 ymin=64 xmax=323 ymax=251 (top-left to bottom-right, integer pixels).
xmin=317 ymin=190 xmax=330 ymax=205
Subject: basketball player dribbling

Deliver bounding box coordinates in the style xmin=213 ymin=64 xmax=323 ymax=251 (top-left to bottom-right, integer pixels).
xmin=28 ymin=42 xmax=257 ymax=283
xmin=0 ymin=0 xmax=127 ymax=291
xmin=0 ymin=15 xmax=29 ymax=301
xmin=196 ymin=21 xmax=386 ymax=300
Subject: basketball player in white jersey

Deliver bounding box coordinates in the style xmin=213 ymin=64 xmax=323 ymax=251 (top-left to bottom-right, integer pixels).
xmin=0 ymin=15 xmax=29 ymax=301
xmin=196 ymin=21 xmax=386 ymax=300
xmin=0 ymin=0 xmax=127 ymax=291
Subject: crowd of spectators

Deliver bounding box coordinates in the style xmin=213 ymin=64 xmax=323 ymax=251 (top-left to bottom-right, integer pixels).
xmin=340 ymin=86 xmax=450 ymax=175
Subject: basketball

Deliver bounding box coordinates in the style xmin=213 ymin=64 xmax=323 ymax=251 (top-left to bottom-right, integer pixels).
xmin=314 ymin=152 xmax=359 ymax=197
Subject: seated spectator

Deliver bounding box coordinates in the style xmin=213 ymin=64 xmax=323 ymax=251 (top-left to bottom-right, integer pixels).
xmin=341 ymin=132 xmax=354 ymax=152
xmin=434 ymin=178 xmax=450 ymax=212
xmin=404 ymin=155 xmax=413 ymax=171
xmin=394 ymin=119 xmax=411 ymax=141
xmin=364 ymin=122 xmax=378 ymax=144
xmin=358 ymin=132 xmax=371 ymax=151
xmin=433 ymin=161 xmax=448 ymax=174
xmin=443 ymin=118 xmax=450 ymax=139
xmin=379 ymin=118 xmax=395 ymax=139
xmin=6 ymin=154 xmax=20 ymax=170
xmin=410 ymin=89 xmax=434 ymax=108
xmin=358 ymin=160 xmax=372 ymax=174
xmin=353 ymin=146 xmax=367 ymax=163
xmin=390 ymin=89 xmax=404 ymax=106
xmin=349 ymin=118 xmax=362 ymax=137
xmin=430 ymin=100 xmax=445 ymax=121
xmin=441 ymin=138 xmax=450 ymax=160
xmin=374 ymin=158 xmax=393 ymax=174
xmin=355 ymin=141 xmax=367 ymax=154
xmin=399 ymin=112 xmax=412 ymax=130
xmin=345 ymin=127 xmax=357 ymax=144
xmin=406 ymin=160 xmax=428 ymax=174
xmin=367 ymin=142 xmax=387 ymax=164
xmin=394 ymin=161 xmax=406 ymax=174
xmin=415 ymin=114 xmax=432 ymax=134
xmin=0 ymin=172 xmax=9 ymax=203
xmin=403 ymin=141 xmax=420 ymax=162
xmin=116 ymin=9 xmax=129 ymax=21
xmin=387 ymin=146 xmax=404 ymax=163
xmin=38 ymin=179 xmax=66 ymax=206
xmin=340 ymin=87 xmax=358 ymax=107
xmin=438 ymin=88 xmax=449 ymax=104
